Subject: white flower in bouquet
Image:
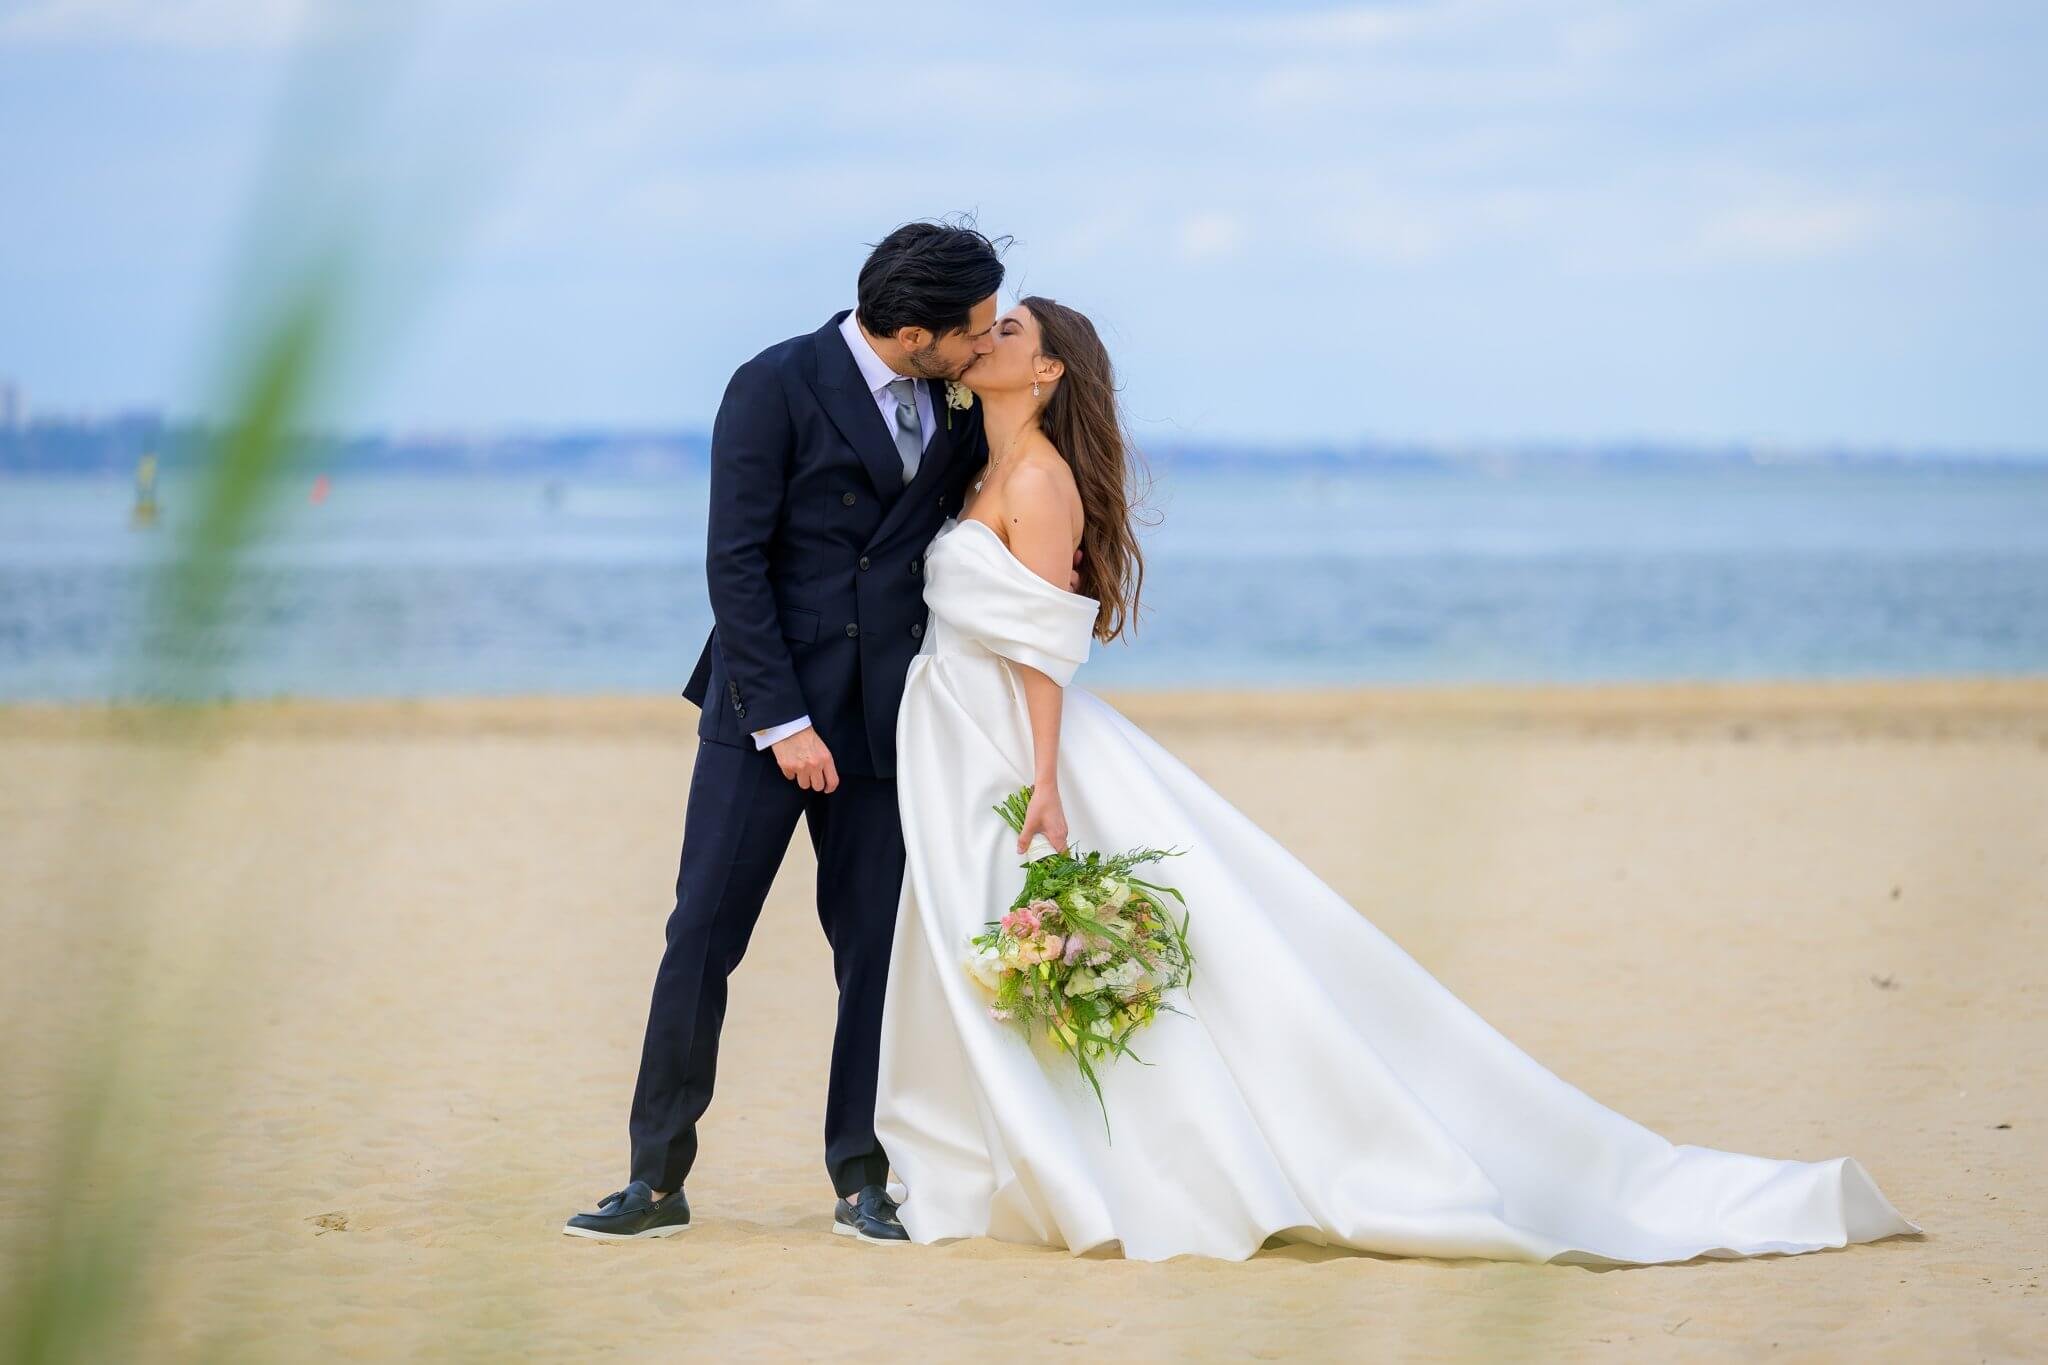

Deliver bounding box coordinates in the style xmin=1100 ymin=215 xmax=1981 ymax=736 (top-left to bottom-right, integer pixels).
xmin=1100 ymin=960 xmax=1147 ymax=999
xmin=1101 ymin=876 xmax=1133 ymax=908
xmin=965 ymin=946 xmax=1008 ymax=993
xmin=1064 ymin=968 xmax=1105 ymax=997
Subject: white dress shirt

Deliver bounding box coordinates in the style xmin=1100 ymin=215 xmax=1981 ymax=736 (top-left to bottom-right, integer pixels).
xmin=750 ymin=312 xmax=937 ymax=751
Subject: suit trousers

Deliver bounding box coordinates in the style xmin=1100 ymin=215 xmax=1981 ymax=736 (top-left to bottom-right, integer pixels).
xmin=628 ymin=734 xmax=904 ymax=1198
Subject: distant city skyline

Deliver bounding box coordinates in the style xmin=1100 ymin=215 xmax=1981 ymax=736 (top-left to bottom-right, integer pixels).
xmin=1 ymin=1 xmax=2044 ymax=451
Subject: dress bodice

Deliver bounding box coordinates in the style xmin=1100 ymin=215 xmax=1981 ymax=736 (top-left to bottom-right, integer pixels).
xmin=917 ymin=517 xmax=1100 ymax=686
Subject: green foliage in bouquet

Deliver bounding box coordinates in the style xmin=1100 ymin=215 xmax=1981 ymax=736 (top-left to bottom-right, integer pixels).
xmin=965 ymin=785 xmax=1195 ymax=1139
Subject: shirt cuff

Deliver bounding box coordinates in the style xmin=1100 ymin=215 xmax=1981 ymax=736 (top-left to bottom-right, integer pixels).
xmin=751 ymin=714 xmax=812 ymax=749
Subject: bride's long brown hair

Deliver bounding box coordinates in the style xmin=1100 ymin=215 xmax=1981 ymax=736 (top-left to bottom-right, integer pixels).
xmin=1020 ymin=295 xmax=1153 ymax=643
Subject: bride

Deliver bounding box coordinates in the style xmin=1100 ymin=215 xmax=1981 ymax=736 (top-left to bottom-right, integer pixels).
xmin=871 ymin=295 xmax=1922 ymax=1265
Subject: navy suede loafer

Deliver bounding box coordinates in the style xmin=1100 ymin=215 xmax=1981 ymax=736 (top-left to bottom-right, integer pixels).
xmin=832 ymin=1183 xmax=909 ymax=1244
xmin=562 ymin=1180 xmax=691 ymax=1241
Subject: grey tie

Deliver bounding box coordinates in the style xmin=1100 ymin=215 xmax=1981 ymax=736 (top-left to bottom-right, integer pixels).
xmin=886 ymin=376 xmax=922 ymax=485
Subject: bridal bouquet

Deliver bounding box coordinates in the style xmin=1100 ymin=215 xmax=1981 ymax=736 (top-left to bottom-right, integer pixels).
xmin=963 ymin=785 xmax=1194 ymax=1138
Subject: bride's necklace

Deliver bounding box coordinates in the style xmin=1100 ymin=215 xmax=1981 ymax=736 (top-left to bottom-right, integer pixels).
xmin=974 ymin=423 xmax=1029 ymax=494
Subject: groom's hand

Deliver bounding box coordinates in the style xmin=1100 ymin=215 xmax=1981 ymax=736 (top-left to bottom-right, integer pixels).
xmin=771 ymin=725 xmax=839 ymax=793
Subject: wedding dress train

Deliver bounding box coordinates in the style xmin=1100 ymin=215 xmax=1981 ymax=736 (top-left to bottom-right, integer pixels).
xmin=872 ymin=514 xmax=1920 ymax=1264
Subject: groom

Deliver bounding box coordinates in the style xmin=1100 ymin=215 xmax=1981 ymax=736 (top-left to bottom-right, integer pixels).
xmin=566 ymin=220 xmax=1020 ymax=1245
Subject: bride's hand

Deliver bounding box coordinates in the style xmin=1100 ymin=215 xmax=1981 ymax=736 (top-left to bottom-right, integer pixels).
xmin=1017 ymin=783 xmax=1069 ymax=856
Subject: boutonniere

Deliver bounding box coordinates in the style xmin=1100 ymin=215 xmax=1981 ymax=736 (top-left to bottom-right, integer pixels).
xmin=943 ymin=379 xmax=975 ymax=430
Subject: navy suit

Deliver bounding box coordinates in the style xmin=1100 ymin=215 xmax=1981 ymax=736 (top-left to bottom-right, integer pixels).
xmin=630 ymin=312 xmax=985 ymax=1197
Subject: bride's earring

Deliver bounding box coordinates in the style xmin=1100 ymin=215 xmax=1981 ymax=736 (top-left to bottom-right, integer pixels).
xmin=1032 ymin=378 xmax=1041 ymax=398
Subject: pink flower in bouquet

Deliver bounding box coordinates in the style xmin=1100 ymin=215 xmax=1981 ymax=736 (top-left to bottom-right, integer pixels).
xmin=1041 ymin=933 xmax=1065 ymax=962
xmin=1062 ymin=934 xmax=1088 ymax=966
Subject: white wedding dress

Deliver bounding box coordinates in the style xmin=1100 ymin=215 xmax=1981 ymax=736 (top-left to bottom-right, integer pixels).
xmin=872 ymin=514 xmax=1920 ymax=1264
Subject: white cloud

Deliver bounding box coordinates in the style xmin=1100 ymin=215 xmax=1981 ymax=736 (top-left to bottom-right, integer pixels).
xmin=1689 ymin=197 xmax=1885 ymax=262
xmin=1252 ymin=5 xmax=1427 ymax=46
xmin=1175 ymin=213 xmax=1247 ymax=263
xmin=1325 ymin=208 xmax=1447 ymax=264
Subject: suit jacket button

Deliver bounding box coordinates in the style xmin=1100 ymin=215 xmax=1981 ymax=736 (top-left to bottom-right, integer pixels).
xmin=858 ymin=555 xmax=870 ymax=570
xmin=842 ymin=491 xmax=857 ymax=506
xmin=736 ymin=704 xmax=746 ymax=717
xmin=910 ymin=622 xmax=923 ymax=638
xmin=845 ymin=623 xmax=859 ymax=638
xmin=909 ymin=558 xmax=920 ymax=574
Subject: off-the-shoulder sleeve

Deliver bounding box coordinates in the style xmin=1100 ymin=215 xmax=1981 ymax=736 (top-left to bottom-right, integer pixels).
xmin=921 ymin=523 xmax=1100 ymax=687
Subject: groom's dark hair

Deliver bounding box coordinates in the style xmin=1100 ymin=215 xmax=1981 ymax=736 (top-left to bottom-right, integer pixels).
xmin=856 ymin=218 xmax=1009 ymax=338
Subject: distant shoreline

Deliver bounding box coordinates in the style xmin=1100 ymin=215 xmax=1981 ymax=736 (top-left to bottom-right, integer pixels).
xmin=6 ymin=418 xmax=2048 ymax=477
xmin=5 ymin=676 xmax=2043 ymax=742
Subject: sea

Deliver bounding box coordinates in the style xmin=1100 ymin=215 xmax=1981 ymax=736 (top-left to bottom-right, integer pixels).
xmin=3 ymin=463 xmax=2045 ymax=701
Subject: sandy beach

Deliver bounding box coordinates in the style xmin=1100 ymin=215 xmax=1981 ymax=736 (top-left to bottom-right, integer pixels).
xmin=2 ymin=679 xmax=2043 ymax=1360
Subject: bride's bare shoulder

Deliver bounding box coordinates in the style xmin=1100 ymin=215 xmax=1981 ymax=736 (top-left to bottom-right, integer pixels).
xmin=1008 ymin=435 xmax=1085 ymax=538
xmin=994 ymin=447 xmax=1086 ymax=576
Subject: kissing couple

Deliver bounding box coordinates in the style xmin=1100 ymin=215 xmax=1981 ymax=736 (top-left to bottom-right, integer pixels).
xmin=565 ymin=219 xmax=1918 ymax=1264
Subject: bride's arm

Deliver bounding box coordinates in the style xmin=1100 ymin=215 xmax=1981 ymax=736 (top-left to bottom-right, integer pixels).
xmin=1001 ymin=464 xmax=1084 ymax=856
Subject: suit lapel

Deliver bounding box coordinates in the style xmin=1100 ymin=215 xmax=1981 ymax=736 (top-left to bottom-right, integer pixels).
xmin=807 ymin=312 xmax=913 ymax=506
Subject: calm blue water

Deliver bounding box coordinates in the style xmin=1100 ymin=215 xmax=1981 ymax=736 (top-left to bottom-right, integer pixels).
xmin=3 ymin=465 xmax=2045 ymax=700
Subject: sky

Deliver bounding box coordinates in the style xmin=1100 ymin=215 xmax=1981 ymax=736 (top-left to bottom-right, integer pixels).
xmin=1 ymin=0 xmax=2044 ymax=451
